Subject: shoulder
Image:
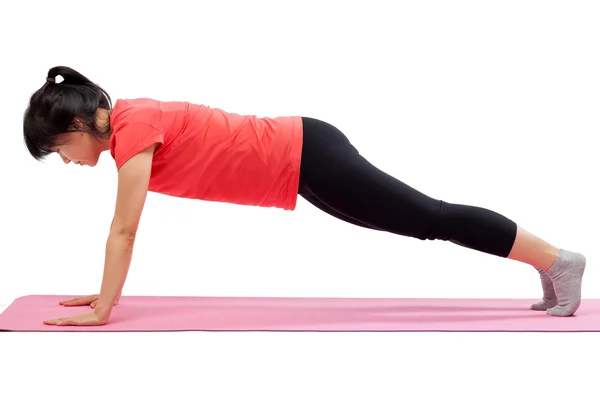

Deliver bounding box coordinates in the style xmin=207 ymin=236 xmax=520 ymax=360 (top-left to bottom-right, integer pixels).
xmin=110 ymin=98 xmax=163 ymax=146
xmin=110 ymin=98 xmax=162 ymax=129
xmin=109 ymin=98 xmax=165 ymax=169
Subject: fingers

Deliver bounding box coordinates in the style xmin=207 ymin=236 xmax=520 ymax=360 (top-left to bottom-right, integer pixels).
xmin=44 ymin=317 xmax=84 ymax=326
xmin=43 ymin=311 xmax=107 ymax=327
xmin=59 ymin=295 xmax=99 ymax=307
xmin=43 ymin=318 xmax=67 ymax=325
xmin=60 ymin=299 xmax=88 ymax=306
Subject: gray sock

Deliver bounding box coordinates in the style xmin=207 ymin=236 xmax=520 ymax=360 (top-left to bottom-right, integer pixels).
xmin=530 ymin=269 xmax=557 ymax=311
xmin=544 ymin=249 xmax=586 ymax=317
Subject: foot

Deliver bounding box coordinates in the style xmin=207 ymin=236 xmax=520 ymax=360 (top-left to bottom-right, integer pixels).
xmin=530 ymin=269 xmax=558 ymax=311
xmin=544 ymin=249 xmax=586 ymax=317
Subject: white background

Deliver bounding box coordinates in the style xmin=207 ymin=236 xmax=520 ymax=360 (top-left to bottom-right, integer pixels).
xmin=1 ymin=0 xmax=598 ymax=399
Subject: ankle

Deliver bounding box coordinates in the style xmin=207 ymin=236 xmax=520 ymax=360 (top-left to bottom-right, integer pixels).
xmin=534 ymin=248 xmax=561 ymax=271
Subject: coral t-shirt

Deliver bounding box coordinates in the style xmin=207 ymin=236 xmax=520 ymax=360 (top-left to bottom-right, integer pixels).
xmin=108 ymin=98 xmax=303 ymax=211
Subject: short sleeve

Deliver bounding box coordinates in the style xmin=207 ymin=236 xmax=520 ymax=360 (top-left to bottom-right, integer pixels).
xmin=112 ymin=122 xmax=164 ymax=170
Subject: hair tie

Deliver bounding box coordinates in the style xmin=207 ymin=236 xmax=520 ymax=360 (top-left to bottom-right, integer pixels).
xmin=46 ymin=77 xmax=55 ymax=83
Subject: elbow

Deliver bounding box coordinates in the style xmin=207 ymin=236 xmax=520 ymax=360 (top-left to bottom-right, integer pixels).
xmin=111 ymin=225 xmax=137 ymax=242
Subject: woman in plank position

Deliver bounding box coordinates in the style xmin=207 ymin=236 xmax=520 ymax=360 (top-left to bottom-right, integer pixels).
xmin=23 ymin=66 xmax=586 ymax=326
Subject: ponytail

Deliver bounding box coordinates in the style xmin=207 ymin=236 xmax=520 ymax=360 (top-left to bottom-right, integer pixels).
xmin=47 ymin=65 xmax=91 ymax=85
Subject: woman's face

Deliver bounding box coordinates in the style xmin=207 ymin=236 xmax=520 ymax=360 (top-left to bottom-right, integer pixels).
xmin=50 ymin=118 xmax=108 ymax=167
xmin=51 ymin=131 xmax=106 ymax=167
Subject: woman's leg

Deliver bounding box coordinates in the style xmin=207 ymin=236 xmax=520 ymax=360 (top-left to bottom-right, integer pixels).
xmin=298 ymin=117 xmax=519 ymax=258
xmin=297 ymin=117 xmax=586 ymax=316
xmin=302 ymin=183 xmax=560 ymax=310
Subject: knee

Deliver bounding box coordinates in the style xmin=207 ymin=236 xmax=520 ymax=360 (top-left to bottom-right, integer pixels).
xmin=416 ymin=200 xmax=453 ymax=241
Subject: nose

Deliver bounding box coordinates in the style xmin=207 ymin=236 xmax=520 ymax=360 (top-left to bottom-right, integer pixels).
xmin=58 ymin=152 xmax=70 ymax=164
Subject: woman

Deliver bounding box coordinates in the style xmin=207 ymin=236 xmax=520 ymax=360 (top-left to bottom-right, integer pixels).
xmin=23 ymin=66 xmax=586 ymax=326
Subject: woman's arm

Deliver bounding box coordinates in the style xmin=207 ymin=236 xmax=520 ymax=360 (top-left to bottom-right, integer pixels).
xmin=93 ymin=143 xmax=158 ymax=320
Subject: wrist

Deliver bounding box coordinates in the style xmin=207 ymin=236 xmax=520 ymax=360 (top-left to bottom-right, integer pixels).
xmin=93 ymin=304 xmax=112 ymax=321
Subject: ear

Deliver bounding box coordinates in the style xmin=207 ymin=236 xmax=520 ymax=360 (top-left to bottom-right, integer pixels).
xmin=70 ymin=118 xmax=84 ymax=130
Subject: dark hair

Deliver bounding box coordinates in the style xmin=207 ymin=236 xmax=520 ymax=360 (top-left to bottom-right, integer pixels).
xmin=22 ymin=66 xmax=113 ymax=160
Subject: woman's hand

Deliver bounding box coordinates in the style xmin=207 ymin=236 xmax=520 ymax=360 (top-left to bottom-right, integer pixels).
xmin=43 ymin=311 xmax=108 ymax=326
xmin=44 ymin=295 xmax=121 ymax=326
xmin=59 ymin=294 xmax=120 ymax=309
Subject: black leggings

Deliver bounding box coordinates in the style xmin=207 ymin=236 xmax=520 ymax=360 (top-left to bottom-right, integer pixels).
xmin=297 ymin=117 xmax=518 ymax=258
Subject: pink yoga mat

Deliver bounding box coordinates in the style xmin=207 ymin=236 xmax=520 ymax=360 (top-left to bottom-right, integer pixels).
xmin=1 ymin=295 xmax=598 ymax=332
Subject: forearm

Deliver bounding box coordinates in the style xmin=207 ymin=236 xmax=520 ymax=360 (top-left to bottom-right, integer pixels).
xmin=94 ymin=230 xmax=135 ymax=319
